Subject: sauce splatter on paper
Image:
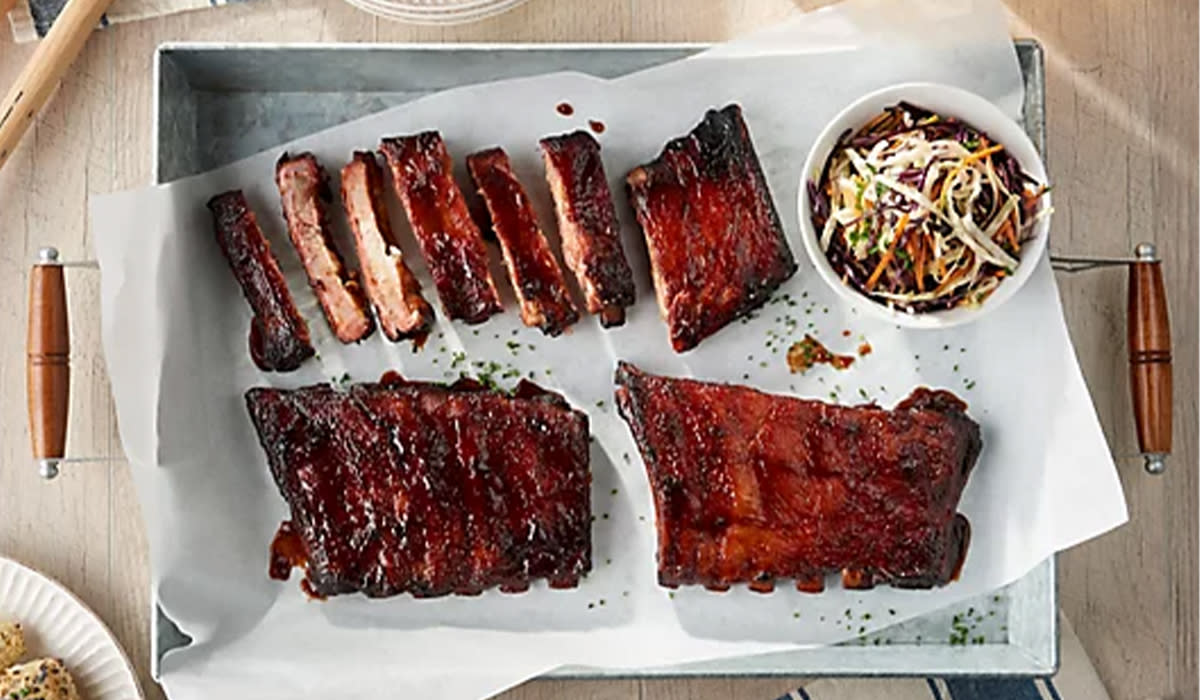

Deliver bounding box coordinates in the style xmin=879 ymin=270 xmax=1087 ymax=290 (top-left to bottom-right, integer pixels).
xmin=787 ymin=334 xmax=856 ymax=374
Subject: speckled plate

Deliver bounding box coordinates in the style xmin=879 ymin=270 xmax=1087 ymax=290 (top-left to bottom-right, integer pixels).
xmin=0 ymin=556 xmax=141 ymax=700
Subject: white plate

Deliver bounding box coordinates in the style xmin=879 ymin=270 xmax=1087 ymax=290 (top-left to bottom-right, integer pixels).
xmin=372 ymin=0 xmax=504 ymax=7
xmin=0 ymin=557 xmax=141 ymax=700
xmin=363 ymin=0 xmax=515 ymax=13
xmin=344 ymin=0 xmax=529 ymax=24
xmin=345 ymin=2 xmax=526 ymax=24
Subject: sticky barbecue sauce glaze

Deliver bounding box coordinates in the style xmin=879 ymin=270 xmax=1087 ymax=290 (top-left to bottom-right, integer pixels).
xmin=269 ymin=521 xmax=307 ymax=581
xmin=786 ymin=334 xmax=855 ymax=373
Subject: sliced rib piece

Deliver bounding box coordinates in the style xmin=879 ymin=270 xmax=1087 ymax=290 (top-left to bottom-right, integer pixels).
xmin=626 ymin=105 xmax=797 ymax=352
xmin=614 ymin=362 xmax=981 ymax=592
xmin=467 ymin=147 xmax=579 ymax=336
xmin=274 ymin=152 xmax=374 ymax=344
xmin=379 ymin=132 xmax=502 ymax=324
xmin=246 ymin=376 xmax=591 ymax=598
xmin=208 ymin=190 xmax=314 ymax=372
xmin=540 ymin=131 xmax=635 ymax=328
xmin=340 ymin=152 xmax=435 ymax=342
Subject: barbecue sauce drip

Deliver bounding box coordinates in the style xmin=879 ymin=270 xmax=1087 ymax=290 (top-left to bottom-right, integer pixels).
xmin=556 ymin=102 xmax=574 ymax=116
xmin=269 ymin=521 xmax=307 ymax=581
xmin=588 ymin=119 xmax=606 ymax=134
xmin=786 ymin=334 xmax=856 ymax=374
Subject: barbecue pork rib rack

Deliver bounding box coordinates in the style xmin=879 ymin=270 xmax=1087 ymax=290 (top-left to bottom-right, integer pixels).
xmin=274 ymin=152 xmax=374 ymax=344
xmin=540 ymin=131 xmax=636 ymax=328
xmin=614 ymin=362 xmax=981 ymax=592
xmin=246 ymin=376 xmax=592 ymax=598
xmin=208 ymin=190 xmax=314 ymax=372
xmin=468 ymin=146 xmax=579 ymax=336
xmin=340 ymin=151 xmax=435 ymax=342
xmin=380 ymin=132 xmax=503 ymax=324
xmin=627 ymin=105 xmax=797 ymax=352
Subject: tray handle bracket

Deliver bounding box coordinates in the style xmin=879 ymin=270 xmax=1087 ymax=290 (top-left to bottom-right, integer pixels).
xmin=27 ymin=246 xmax=106 ymax=480
xmin=1051 ymin=241 xmax=1173 ymax=474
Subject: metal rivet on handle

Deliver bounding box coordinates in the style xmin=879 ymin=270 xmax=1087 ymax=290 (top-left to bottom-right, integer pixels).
xmin=38 ymin=458 xmax=60 ymax=480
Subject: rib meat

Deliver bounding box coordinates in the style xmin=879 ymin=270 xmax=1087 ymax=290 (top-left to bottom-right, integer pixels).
xmin=340 ymin=152 xmax=435 ymax=342
xmin=540 ymin=132 xmax=635 ymax=328
xmin=274 ymin=152 xmax=374 ymax=344
xmin=246 ymin=376 xmax=592 ymax=598
xmin=467 ymin=147 xmax=579 ymax=336
xmin=380 ymin=132 xmax=502 ymax=324
xmin=614 ymin=362 xmax=981 ymax=592
xmin=626 ymin=105 xmax=797 ymax=352
xmin=208 ymin=190 xmax=314 ymax=372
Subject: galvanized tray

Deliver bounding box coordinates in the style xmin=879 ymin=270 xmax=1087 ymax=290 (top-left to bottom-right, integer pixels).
xmin=150 ymin=40 xmax=1056 ymax=680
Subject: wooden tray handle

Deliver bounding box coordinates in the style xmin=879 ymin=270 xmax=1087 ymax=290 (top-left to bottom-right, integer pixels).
xmin=27 ymin=247 xmax=69 ymax=479
xmin=1128 ymin=242 xmax=1172 ymax=474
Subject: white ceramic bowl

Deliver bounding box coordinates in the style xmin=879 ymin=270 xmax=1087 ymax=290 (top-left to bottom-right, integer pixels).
xmin=797 ymin=82 xmax=1051 ymax=329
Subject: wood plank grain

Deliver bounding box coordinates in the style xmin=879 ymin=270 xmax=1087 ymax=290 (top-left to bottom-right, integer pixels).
xmin=1006 ymin=1 xmax=1198 ymax=698
xmin=498 ymin=679 xmax=639 ymax=700
xmin=0 ymin=14 xmax=119 ymax=694
xmin=629 ymin=0 xmax=797 ymax=42
xmin=374 ymin=0 xmax=632 ymax=43
xmin=643 ymin=678 xmax=808 ymax=700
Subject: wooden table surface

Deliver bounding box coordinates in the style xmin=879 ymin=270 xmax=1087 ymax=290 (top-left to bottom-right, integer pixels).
xmin=0 ymin=0 xmax=1195 ymax=698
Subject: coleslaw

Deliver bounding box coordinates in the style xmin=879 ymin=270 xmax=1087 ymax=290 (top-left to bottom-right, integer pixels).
xmin=808 ymin=102 xmax=1051 ymax=313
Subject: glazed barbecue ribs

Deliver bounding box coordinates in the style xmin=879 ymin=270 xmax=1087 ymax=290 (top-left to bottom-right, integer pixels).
xmin=614 ymin=363 xmax=981 ymax=592
xmin=380 ymin=132 xmax=503 ymax=324
xmin=468 ymin=147 xmax=579 ymax=336
xmin=246 ymin=377 xmax=592 ymax=598
xmin=627 ymin=105 xmax=797 ymax=352
xmin=208 ymin=190 xmax=314 ymax=372
xmin=540 ymin=132 xmax=635 ymax=328
xmin=340 ymin=152 xmax=435 ymax=342
xmin=274 ymin=152 xmax=374 ymax=344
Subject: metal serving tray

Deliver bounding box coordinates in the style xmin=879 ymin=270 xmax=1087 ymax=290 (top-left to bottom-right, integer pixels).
xmin=150 ymin=41 xmax=1055 ymax=680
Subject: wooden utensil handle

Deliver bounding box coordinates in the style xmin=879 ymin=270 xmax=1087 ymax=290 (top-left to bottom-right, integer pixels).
xmin=0 ymin=0 xmax=21 ymax=20
xmin=0 ymin=0 xmax=113 ymax=171
xmin=1128 ymin=243 xmax=1171 ymax=474
xmin=27 ymin=249 xmax=69 ymax=476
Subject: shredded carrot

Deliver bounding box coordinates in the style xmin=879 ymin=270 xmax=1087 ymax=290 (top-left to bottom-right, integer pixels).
xmin=1006 ymin=206 xmax=1021 ymax=251
xmin=866 ymin=213 xmax=910 ymax=290
xmin=962 ymin=144 xmax=1004 ymax=166
xmin=994 ymin=216 xmax=1017 ymax=253
xmin=912 ymin=234 xmax=926 ymax=292
xmin=860 ymin=111 xmax=892 ymax=132
xmin=934 ymin=265 xmax=966 ymax=295
xmin=934 ymin=250 xmax=974 ymax=294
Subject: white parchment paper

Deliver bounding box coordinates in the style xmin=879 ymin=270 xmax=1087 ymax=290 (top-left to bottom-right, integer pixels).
xmin=90 ymin=1 xmax=1128 ymax=697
